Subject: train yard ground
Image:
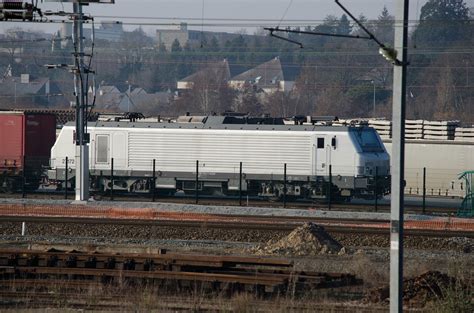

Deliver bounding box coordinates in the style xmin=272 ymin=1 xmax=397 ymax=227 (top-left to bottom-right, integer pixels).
xmin=0 ymin=198 xmax=472 ymax=312
xmin=0 ymin=188 xmax=463 ymax=215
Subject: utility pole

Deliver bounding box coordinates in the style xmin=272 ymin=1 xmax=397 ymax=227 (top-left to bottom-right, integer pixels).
xmin=390 ymin=0 xmax=409 ymax=312
xmin=43 ymin=0 xmax=114 ymax=201
xmin=264 ymin=4 xmax=409 ymax=309
xmin=72 ymin=2 xmax=89 ymax=202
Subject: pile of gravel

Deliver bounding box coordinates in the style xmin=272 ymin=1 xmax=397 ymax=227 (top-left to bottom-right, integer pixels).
xmin=254 ymin=222 xmax=345 ymax=256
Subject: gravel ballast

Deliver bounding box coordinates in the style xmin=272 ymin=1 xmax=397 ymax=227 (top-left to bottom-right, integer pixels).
xmin=1 ymin=221 xmax=472 ymax=252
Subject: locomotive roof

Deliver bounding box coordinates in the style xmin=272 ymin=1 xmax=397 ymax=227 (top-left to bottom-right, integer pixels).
xmin=64 ymin=116 xmax=370 ymax=132
xmin=75 ymin=120 xmax=357 ymax=132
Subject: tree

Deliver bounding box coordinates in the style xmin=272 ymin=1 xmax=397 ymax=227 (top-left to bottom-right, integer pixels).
xmin=176 ymin=62 xmax=235 ymax=114
xmin=233 ymin=84 xmax=262 ymax=115
xmin=158 ymin=42 xmax=167 ymax=53
xmin=209 ymin=36 xmax=220 ymax=52
xmin=316 ymin=15 xmax=339 ymax=34
xmin=171 ymin=39 xmax=183 ymax=52
xmin=352 ymin=14 xmax=369 ymax=37
xmin=1 ymin=28 xmax=26 ymax=69
xmin=413 ymin=0 xmax=470 ymax=47
xmin=117 ymin=28 xmax=154 ymax=84
xmin=292 ymin=65 xmax=319 ymax=115
xmin=119 ymin=28 xmax=153 ymax=51
xmin=337 ymin=14 xmax=352 ymax=35
xmin=374 ymin=6 xmax=395 ymax=46
xmin=263 ymin=91 xmax=296 ymax=117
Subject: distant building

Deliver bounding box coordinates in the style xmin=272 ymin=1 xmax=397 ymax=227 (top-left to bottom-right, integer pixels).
xmin=177 ymin=59 xmax=231 ymax=90
xmin=119 ymin=88 xmax=172 ymax=112
xmin=93 ymin=85 xmax=123 ymax=110
xmin=156 ymin=23 xmax=190 ymax=51
xmin=228 ymin=57 xmax=294 ymax=94
xmin=58 ymin=21 xmax=124 ymax=48
xmin=93 ymin=85 xmax=171 ymax=112
xmin=156 ymin=23 xmax=257 ymax=51
xmin=0 ymin=74 xmax=64 ymax=107
xmin=176 ymin=57 xmax=297 ymax=95
xmin=95 ymin=22 xmax=124 ymax=42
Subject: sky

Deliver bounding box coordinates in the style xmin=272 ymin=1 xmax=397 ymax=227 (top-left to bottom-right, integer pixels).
xmin=0 ymin=0 xmax=473 ymax=35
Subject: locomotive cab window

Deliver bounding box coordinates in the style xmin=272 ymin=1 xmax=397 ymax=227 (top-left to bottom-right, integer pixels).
xmin=331 ymin=137 xmax=337 ymax=149
xmin=96 ymin=135 xmax=109 ymax=163
xmin=317 ymin=138 xmax=325 ymax=149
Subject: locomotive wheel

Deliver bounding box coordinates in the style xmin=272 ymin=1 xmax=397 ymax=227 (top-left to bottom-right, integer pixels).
xmin=1 ymin=178 xmax=16 ymax=194
xmin=25 ymin=182 xmax=40 ymax=192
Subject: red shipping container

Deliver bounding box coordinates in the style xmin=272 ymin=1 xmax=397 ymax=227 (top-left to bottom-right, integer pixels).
xmin=0 ymin=112 xmax=56 ymax=174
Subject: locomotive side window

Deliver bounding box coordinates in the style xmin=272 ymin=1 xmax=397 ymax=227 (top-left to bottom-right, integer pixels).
xmin=96 ymin=135 xmax=109 ymax=163
xmin=317 ymin=138 xmax=325 ymax=149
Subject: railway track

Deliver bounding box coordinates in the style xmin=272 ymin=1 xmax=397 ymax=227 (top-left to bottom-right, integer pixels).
xmin=0 ymin=190 xmax=460 ymax=216
xmin=0 ymin=248 xmax=361 ymax=297
xmin=0 ymin=197 xmax=473 ymax=238
xmin=0 ymin=289 xmax=375 ymax=312
xmin=1 ymin=215 xmax=473 ymax=238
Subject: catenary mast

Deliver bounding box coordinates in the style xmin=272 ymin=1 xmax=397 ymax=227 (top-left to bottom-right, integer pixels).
xmin=46 ymin=0 xmax=115 ymax=202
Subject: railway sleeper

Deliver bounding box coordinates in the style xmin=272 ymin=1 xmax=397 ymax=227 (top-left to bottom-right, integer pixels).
xmin=0 ymin=269 xmax=358 ymax=297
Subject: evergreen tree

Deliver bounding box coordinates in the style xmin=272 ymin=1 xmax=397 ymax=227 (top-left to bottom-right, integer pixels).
xmin=209 ymin=36 xmax=220 ymax=52
xmin=375 ymin=6 xmax=395 ymax=46
xmin=413 ymin=0 xmax=470 ymax=47
xmin=337 ymin=14 xmax=352 ymax=35
xmin=352 ymin=14 xmax=369 ymax=37
xmin=171 ymin=39 xmax=183 ymax=52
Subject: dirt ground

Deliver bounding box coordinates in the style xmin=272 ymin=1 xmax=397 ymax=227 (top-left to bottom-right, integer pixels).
xmin=0 ymin=221 xmax=472 ymax=312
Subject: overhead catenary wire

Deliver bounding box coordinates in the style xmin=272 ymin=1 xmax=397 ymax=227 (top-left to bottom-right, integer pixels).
xmin=0 ymin=76 xmax=471 ymax=91
xmin=1 ymin=16 xmax=472 ymax=29
xmin=2 ymin=34 xmax=473 ymax=55
xmin=277 ymin=0 xmax=295 ymax=29
xmin=91 ymin=14 xmax=473 ymax=24
xmin=1 ymin=12 xmax=471 ymax=67
xmin=4 ymin=52 xmax=474 ymax=71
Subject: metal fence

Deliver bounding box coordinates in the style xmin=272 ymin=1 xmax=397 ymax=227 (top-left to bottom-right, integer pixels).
xmin=5 ymin=156 xmax=468 ymax=214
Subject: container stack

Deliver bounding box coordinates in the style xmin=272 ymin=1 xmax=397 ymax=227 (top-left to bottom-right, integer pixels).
xmin=454 ymin=126 xmax=474 ymax=142
xmin=405 ymin=120 xmax=424 ymax=139
xmin=368 ymin=119 xmax=392 ymax=140
xmin=423 ymin=120 xmax=459 ymax=140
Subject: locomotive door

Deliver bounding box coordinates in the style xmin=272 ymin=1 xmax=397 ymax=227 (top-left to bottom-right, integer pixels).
xmin=315 ymin=136 xmax=327 ymax=175
xmin=94 ymin=134 xmax=110 ymax=167
xmin=111 ymin=132 xmax=127 ymax=168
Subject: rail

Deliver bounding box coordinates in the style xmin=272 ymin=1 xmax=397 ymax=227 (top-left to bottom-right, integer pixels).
xmin=0 ymin=203 xmax=473 ymax=236
xmin=0 ymin=249 xmax=360 ymax=296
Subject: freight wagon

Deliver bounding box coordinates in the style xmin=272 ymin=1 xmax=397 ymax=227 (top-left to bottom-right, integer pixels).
xmin=0 ymin=111 xmax=56 ymax=192
xmin=383 ymin=140 xmax=474 ymax=198
xmin=49 ymin=116 xmax=391 ymax=200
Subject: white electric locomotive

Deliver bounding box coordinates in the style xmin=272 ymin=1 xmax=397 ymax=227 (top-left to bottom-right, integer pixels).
xmin=49 ymin=116 xmax=390 ymax=200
